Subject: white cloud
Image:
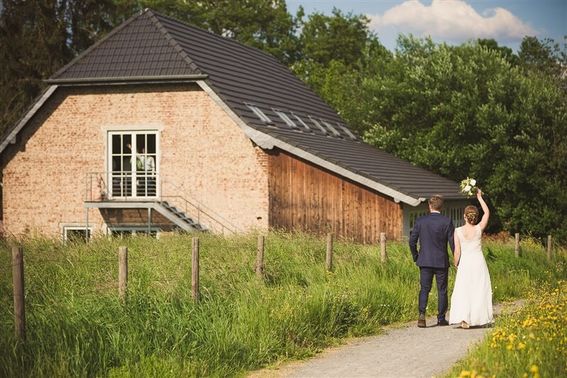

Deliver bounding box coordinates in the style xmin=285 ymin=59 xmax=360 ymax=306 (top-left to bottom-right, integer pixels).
xmin=369 ymin=0 xmax=537 ymax=42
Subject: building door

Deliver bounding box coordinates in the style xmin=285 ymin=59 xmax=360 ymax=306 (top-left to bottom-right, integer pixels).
xmin=108 ymin=131 xmax=158 ymax=199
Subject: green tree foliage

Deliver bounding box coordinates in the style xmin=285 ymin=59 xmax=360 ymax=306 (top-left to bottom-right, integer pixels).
xmin=360 ymin=36 xmax=567 ymax=240
xmin=296 ymin=8 xmax=370 ymax=66
xmin=0 ymin=0 xmax=126 ymax=134
xmin=290 ymin=8 xmax=390 ymax=134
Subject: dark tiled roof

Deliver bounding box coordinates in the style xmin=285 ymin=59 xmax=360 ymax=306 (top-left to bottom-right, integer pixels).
xmin=51 ymin=11 xmax=202 ymax=79
xmin=48 ymin=9 xmax=461 ymax=202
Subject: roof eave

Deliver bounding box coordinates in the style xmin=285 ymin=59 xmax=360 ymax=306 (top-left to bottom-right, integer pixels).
xmin=0 ymin=85 xmax=59 ymax=155
xmin=45 ymin=74 xmax=209 ymax=85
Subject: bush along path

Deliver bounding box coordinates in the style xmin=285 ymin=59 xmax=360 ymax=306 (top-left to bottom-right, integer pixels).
xmin=248 ymin=300 xmax=526 ymax=378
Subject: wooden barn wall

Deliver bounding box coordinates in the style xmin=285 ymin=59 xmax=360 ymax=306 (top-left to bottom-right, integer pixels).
xmin=268 ymin=150 xmax=403 ymax=243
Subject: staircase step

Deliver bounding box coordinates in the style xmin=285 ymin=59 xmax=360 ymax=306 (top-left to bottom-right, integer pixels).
xmin=157 ymin=201 xmax=205 ymax=231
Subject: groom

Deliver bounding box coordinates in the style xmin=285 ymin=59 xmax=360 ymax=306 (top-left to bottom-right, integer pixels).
xmin=409 ymin=195 xmax=455 ymax=328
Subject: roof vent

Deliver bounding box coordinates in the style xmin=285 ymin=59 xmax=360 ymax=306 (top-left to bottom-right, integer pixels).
xmin=309 ymin=117 xmax=328 ymax=134
xmin=322 ymin=120 xmax=341 ymax=137
xmin=274 ymin=110 xmax=298 ymax=129
xmin=291 ymin=113 xmax=312 ymax=131
xmin=338 ymin=123 xmax=357 ymax=140
xmin=246 ymin=104 xmax=272 ymax=124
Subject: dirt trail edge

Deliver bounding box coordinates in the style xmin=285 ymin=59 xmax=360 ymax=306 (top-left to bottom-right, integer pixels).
xmin=248 ymin=301 xmax=524 ymax=378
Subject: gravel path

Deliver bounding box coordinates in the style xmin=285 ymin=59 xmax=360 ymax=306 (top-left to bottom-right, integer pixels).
xmin=249 ymin=301 xmax=523 ymax=378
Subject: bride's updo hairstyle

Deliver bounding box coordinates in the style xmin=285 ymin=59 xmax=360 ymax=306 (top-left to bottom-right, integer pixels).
xmin=464 ymin=205 xmax=479 ymax=225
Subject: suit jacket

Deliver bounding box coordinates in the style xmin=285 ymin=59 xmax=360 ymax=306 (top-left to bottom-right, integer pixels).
xmin=409 ymin=212 xmax=455 ymax=268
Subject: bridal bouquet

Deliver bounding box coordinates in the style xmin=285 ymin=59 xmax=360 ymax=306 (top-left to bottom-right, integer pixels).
xmin=460 ymin=177 xmax=477 ymax=197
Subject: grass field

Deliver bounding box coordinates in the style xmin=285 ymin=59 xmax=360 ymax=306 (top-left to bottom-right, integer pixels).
xmin=1 ymin=232 xmax=565 ymax=377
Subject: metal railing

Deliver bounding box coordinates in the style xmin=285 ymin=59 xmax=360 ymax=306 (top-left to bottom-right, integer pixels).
xmin=85 ymin=172 xmax=240 ymax=234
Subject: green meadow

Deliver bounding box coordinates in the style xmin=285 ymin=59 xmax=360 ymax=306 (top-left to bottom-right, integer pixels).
xmin=1 ymin=232 xmax=565 ymax=377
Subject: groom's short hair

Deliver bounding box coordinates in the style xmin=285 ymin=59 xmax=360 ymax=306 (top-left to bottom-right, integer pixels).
xmin=428 ymin=195 xmax=444 ymax=211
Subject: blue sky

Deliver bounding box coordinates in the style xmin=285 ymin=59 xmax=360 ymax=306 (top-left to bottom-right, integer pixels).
xmin=286 ymin=0 xmax=566 ymax=51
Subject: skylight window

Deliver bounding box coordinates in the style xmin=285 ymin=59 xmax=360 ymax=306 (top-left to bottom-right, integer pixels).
xmin=246 ymin=104 xmax=272 ymax=123
xmin=292 ymin=113 xmax=311 ymax=131
xmin=274 ymin=110 xmax=297 ymax=128
xmin=322 ymin=120 xmax=341 ymax=137
xmin=309 ymin=117 xmax=328 ymax=134
xmin=338 ymin=124 xmax=357 ymax=140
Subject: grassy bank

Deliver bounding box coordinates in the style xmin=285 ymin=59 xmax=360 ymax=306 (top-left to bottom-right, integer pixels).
xmin=447 ymin=280 xmax=566 ymax=378
xmin=0 ymin=232 xmax=565 ymax=377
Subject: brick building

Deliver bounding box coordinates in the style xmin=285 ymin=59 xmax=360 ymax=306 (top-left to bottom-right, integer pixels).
xmin=0 ymin=9 xmax=466 ymax=242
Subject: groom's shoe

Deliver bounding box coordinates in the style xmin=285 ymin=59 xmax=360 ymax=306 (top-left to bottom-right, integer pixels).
xmin=417 ymin=313 xmax=426 ymax=328
xmin=437 ymin=319 xmax=449 ymax=326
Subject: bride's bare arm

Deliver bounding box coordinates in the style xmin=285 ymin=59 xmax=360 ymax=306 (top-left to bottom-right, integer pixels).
xmin=477 ymin=189 xmax=490 ymax=231
xmin=454 ymin=232 xmax=461 ymax=267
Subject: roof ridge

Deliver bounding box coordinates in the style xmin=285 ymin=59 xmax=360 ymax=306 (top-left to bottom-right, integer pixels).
xmin=148 ymin=10 xmax=282 ymax=65
xmin=50 ymin=10 xmax=146 ymax=79
xmin=144 ymin=9 xmax=203 ymax=75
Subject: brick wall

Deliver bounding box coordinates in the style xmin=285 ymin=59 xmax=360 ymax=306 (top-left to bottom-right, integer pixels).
xmin=2 ymin=84 xmax=269 ymax=237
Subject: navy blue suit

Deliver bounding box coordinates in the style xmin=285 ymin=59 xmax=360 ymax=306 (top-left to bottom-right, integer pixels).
xmin=409 ymin=212 xmax=455 ymax=321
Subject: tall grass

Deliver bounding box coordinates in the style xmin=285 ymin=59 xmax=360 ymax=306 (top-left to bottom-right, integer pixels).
xmin=0 ymin=232 xmax=565 ymax=377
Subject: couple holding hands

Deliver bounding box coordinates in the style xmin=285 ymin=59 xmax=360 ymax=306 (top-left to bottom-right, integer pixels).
xmin=409 ymin=190 xmax=493 ymax=329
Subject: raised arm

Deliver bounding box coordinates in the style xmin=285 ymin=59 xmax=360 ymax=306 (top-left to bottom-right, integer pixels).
xmin=477 ymin=189 xmax=490 ymax=231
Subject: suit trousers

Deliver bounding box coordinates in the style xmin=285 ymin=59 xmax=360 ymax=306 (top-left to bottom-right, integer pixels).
xmin=419 ymin=267 xmax=449 ymax=320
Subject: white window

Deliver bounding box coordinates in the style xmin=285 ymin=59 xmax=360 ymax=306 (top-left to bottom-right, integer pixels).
xmin=338 ymin=124 xmax=357 ymax=140
xmin=274 ymin=110 xmax=297 ymax=128
xmin=246 ymin=104 xmax=272 ymax=123
xmin=292 ymin=113 xmax=311 ymax=131
xmin=108 ymin=131 xmax=159 ymax=198
xmin=322 ymin=120 xmax=341 ymax=137
xmin=309 ymin=117 xmax=328 ymax=134
xmin=63 ymin=226 xmax=92 ymax=242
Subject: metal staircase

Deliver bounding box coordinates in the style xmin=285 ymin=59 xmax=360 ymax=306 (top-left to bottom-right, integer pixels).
xmin=84 ymin=172 xmax=240 ymax=234
xmin=155 ymin=201 xmax=206 ymax=232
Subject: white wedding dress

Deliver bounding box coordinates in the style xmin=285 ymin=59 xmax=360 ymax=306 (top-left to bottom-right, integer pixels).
xmin=449 ymin=225 xmax=493 ymax=326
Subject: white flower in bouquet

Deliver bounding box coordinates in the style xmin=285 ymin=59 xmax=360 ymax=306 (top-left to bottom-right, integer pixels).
xmin=460 ymin=177 xmax=477 ymax=197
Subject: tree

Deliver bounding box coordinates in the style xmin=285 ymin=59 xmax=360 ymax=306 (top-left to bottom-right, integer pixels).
xmin=477 ymin=38 xmax=517 ymax=66
xmin=518 ymin=36 xmax=566 ymax=82
xmin=361 ymin=36 xmax=567 ymax=240
xmin=296 ymin=8 xmax=371 ymax=67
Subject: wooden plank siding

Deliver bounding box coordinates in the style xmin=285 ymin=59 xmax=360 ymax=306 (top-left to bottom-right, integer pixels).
xmin=268 ymin=150 xmax=403 ymax=243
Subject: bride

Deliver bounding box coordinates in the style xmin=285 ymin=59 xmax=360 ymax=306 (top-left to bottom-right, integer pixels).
xmin=449 ymin=189 xmax=493 ymax=328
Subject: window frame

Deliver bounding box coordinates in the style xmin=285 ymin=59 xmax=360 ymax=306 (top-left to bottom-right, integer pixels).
xmin=107 ymin=130 xmax=160 ymax=199
xmin=62 ymin=225 xmax=93 ymax=242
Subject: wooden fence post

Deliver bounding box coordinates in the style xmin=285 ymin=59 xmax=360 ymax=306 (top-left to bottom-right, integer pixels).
xmin=326 ymin=233 xmax=333 ymax=272
xmin=192 ymin=237 xmax=200 ymax=302
xmin=547 ymin=235 xmax=552 ymax=261
xmin=380 ymin=232 xmax=387 ymax=263
xmin=12 ymin=246 xmax=25 ymax=341
xmin=514 ymin=233 xmax=520 ymax=257
xmin=118 ymin=246 xmax=128 ymax=301
xmin=256 ymin=235 xmax=265 ymax=279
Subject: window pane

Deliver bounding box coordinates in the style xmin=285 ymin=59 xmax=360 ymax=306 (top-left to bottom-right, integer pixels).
xmin=123 ymin=134 xmax=132 ymax=154
xmin=136 ymin=134 xmax=145 ymax=154
xmin=147 ymin=134 xmax=156 ymax=154
xmin=112 ymin=156 xmax=122 ymax=172
xmin=112 ymin=135 xmax=121 ymax=154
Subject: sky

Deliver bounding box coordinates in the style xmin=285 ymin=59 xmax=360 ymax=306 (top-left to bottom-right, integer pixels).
xmin=286 ymin=0 xmax=566 ymax=52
